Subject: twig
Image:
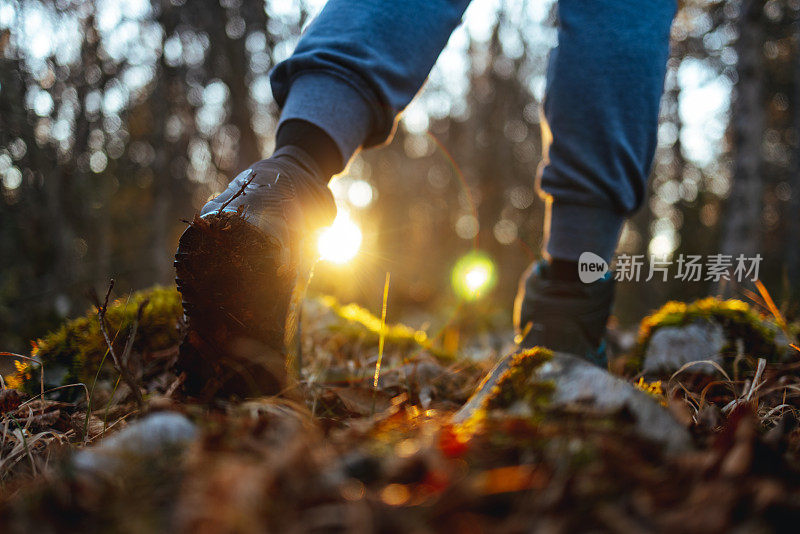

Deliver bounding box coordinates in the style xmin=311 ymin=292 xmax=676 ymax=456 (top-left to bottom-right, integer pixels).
xmin=216 ymin=170 xmax=259 ymax=215
xmin=84 ymin=292 xmax=132 ymax=443
xmin=93 ymin=280 xmax=144 ymax=410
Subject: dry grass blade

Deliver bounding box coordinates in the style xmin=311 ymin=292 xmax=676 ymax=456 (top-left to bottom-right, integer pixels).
xmin=20 ymin=384 xmax=90 ymax=408
xmin=6 ymin=413 xmax=37 ymax=477
xmin=763 ymin=403 xmax=795 ymax=421
xmin=745 ymin=358 xmax=767 ymax=402
xmin=754 ymin=279 xmax=786 ymax=330
xmin=1 ymin=424 xmax=67 ymax=479
xmin=373 ymin=272 xmax=391 ymax=389
xmin=698 ymin=379 xmax=734 ymax=411
xmin=670 ymin=359 xmax=733 ymax=383
xmin=719 ymin=358 xmax=769 ymax=415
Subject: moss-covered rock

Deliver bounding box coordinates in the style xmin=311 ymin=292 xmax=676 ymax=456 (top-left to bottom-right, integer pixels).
xmin=5 ymin=286 xmax=183 ymax=393
xmin=452 ymin=347 xmax=554 ymax=433
xmin=454 ymin=349 xmax=692 ymax=453
xmin=628 ymin=297 xmax=792 ymax=376
xmin=482 ymin=348 xmax=555 ymax=411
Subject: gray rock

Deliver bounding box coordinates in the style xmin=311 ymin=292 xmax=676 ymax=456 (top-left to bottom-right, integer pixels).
xmin=453 ymin=351 xmax=692 ymax=454
xmin=642 ymin=320 xmax=726 ymax=375
xmin=73 ymin=411 xmax=197 ymax=474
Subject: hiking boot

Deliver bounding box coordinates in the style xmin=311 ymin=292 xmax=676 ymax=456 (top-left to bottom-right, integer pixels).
xmin=513 ymin=259 xmax=615 ymax=367
xmin=452 ymin=260 xmax=615 ymax=425
xmin=174 ymin=146 xmax=336 ymax=400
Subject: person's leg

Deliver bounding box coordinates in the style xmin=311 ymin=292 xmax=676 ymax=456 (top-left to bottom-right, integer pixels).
xmin=515 ymin=0 xmax=676 ymax=362
xmin=271 ymin=0 xmax=472 ymax=169
xmin=175 ymin=0 xmax=471 ymax=398
xmin=539 ymin=0 xmax=676 ymax=263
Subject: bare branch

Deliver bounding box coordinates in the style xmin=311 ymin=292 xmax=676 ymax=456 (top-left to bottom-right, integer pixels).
xmin=216 ymin=170 xmax=259 ymax=215
xmin=93 ymin=280 xmax=145 ymax=410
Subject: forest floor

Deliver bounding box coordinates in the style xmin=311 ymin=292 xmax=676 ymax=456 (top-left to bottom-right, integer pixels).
xmin=1 ymin=287 xmax=800 ymax=533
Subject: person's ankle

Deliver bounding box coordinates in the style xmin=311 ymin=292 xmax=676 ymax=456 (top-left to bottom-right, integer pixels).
xmin=275 ymin=119 xmax=342 ymax=181
xmin=544 ymin=258 xmax=581 ymax=282
xmin=240 ymin=145 xmax=337 ymax=231
xmin=543 ymin=202 xmax=624 ymax=265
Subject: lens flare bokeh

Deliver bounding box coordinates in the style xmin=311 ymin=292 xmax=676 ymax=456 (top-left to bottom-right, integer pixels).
xmin=451 ymin=251 xmax=497 ymax=300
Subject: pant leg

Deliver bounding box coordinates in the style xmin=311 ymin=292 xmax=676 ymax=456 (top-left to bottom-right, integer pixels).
xmin=539 ymin=0 xmax=676 ymax=263
xmin=270 ymin=0 xmax=472 ymax=165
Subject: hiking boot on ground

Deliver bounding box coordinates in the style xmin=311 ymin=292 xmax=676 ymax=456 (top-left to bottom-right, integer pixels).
xmin=454 ymin=258 xmax=616 ymax=421
xmin=513 ymin=259 xmax=615 ymax=367
xmin=174 ymin=146 xmax=336 ymax=400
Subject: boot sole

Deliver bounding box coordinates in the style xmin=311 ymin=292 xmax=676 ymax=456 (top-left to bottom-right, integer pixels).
xmin=174 ymin=212 xmax=305 ymax=400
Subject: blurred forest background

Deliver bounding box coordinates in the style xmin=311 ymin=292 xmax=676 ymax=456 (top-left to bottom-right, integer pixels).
xmin=1 ymin=0 xmax=799 ymax=353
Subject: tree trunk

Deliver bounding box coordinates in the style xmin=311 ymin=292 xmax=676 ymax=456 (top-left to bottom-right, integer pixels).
xmin=785 ymin=18 xmax=800 ymax=311
xmin=720 ymin=0 xmax=764 ymax=260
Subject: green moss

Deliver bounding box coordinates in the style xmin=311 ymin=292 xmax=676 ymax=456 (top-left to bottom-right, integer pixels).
xmin=454 ymin=348 xmax=555 ymax=440
xmin=483 ymin=347 xmax=555 ymax=412
xmin=5 ymin=286 xmax=182 ymax=392
xmin=6 ymin=290 xmax=451 ymax=393
xmin=317 ymin=295 xmax=454 ymax=359
xmin=628 ymin=297 xmax=784 ymax=374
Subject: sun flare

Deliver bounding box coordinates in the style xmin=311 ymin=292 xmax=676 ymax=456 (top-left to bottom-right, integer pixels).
xmin=318 ymin=211 xmax=363 ymax=264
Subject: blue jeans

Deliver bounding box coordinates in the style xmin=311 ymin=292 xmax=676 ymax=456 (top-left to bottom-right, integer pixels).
xmin=270 ymin=0 xmax=676 ymax=262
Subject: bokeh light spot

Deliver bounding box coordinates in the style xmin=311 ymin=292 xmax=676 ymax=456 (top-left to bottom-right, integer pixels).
xmin=451 ymin=251 xmax=497 ymax=300
xmin=347 ymin=179 xmax=374 ymax=208
xmin=455 ymin=214 xmax=479 ymax=240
